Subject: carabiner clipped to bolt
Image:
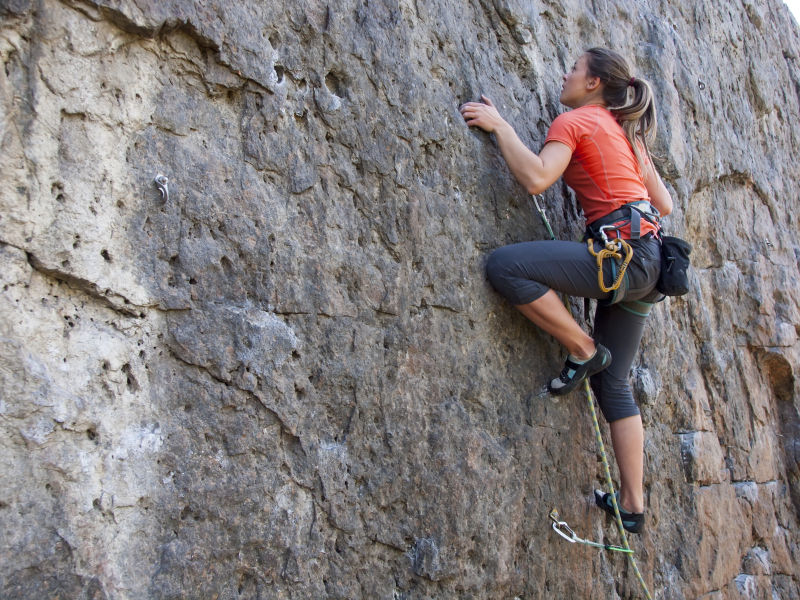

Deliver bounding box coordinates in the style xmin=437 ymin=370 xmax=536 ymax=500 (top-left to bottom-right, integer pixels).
xmin=549 ymin=509 xmax=578 ymax=543
xmin=154 ymin=174 xmax=169 ymax=202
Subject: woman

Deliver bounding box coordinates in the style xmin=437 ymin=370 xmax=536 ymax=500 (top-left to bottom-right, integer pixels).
xmin=459 ymin=48 xmax=673 ymax=533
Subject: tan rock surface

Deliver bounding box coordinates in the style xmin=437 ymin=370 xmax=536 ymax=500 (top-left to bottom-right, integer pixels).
xmin=1 ymin=0 xmax=799 ymax=598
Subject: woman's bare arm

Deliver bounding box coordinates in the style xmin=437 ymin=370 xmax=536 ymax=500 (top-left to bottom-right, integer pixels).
xmin=460 ymin=95 xmax=571 ymax=195
xmin=643 ymin=160 xmax=673 ymax=216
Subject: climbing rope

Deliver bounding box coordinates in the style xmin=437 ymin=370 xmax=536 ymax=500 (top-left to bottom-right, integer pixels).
xmin=531 ymin=194 xmax=653 ymax=600
xmin=584 ymin=378 xmax=653 ymax=600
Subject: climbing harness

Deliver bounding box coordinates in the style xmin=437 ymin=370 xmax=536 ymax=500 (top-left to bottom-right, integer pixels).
xmin=531 ymin=194 xmax=654 ymax=600
xmin=585 ymin=199 xmax=661 ymax=242
xmin=549 ymin=508 xmax=633 ymax=553
xmin=583 ymin=199 xmax=660 ymax=298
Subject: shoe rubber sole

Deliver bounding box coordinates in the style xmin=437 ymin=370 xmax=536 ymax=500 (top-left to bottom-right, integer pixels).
xmin=594 ymin=489 xmax=644 ymax=534
xmin=548 ymin=344 xmax=612 ymax=396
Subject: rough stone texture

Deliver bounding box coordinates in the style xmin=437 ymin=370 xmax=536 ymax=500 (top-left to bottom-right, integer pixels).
xmin=1 ymin=0 xmax=800 ymax=598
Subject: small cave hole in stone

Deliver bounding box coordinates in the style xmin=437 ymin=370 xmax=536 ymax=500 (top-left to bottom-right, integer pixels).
xmin=101 ymin=249 xmax=112 ymax=262
xmin=325 ymin=71 xmax=343 ymax=96
xmin=220 ymin=255 xmax=234 ymax=274
xmin=87 ymin=428 xmax=98 ymax=442
xmin=275 ymin=65 xmax=285 ymax=84
xmin=121 ymin=363 xmax=140 ymax=392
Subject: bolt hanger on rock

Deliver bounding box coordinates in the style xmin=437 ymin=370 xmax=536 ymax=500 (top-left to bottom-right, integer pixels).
xmin=154 ymin=174 xmax=169 ymax=202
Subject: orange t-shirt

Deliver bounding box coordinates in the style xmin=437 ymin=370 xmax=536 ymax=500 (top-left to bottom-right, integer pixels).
xmin=544 ymin=104 xmax=657 ymax=238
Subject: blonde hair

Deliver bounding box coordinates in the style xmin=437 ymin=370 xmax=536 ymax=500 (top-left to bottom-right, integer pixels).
xmin=584 ymin=47 xmax=657 ymax=170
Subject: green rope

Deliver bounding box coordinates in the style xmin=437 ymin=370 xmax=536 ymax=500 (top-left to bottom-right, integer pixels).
xmin=584 ymin=379 xmax=653 ymax=600
xmin=532 ymin=194 xmax=653 ymax=600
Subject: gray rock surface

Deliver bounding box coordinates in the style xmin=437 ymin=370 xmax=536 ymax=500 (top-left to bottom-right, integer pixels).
xmin=1 ymin=0 xmax=800 ymax=598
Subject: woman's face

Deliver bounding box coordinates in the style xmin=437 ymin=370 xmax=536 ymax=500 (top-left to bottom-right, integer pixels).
xmin=560 ymin=54 xmax=599 ymax=108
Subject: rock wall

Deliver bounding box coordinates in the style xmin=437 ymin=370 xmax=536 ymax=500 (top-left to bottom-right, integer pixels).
xmin=1 ymin=0 xmax=800 ymax=598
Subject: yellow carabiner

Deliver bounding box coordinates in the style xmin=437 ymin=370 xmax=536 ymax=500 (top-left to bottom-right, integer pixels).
xmin=587 ymin=237 xmax=634 ymax=293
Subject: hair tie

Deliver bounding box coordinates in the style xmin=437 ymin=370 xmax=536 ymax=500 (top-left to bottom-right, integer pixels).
xmin=629 ymin=77 xmax=636 ymax=86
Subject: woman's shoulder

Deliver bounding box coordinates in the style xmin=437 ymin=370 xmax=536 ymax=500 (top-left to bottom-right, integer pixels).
xmin=550 ymin=105 xmax=606 ymax=136
xmin=555 ymin=105 xmax=609 ymax=124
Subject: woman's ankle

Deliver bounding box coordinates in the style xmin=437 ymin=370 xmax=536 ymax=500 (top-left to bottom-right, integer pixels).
xmin=619 ymin=491 xmax=644 ymax=514
xmin=568 ymin=340 xmax=596 ymax=361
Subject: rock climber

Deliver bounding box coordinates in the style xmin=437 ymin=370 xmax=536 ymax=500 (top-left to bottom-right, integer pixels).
xmin=459 ymin=47 xmax=674 ymax=533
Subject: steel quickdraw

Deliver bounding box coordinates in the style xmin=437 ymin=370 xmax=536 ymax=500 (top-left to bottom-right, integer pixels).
xmin=549 ymin=508 xmax=633 ymax=553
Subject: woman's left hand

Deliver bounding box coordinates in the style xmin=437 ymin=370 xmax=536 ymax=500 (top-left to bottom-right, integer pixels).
xmin=460 ymin=95 xmax=507 ymax=133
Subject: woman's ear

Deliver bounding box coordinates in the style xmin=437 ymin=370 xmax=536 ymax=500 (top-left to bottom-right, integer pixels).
xmin=586 ymin=76 xmax=601 ymax=91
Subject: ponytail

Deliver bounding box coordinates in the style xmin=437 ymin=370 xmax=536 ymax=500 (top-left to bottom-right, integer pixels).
xmin=584 ymin=47 xmax=657 ymax=170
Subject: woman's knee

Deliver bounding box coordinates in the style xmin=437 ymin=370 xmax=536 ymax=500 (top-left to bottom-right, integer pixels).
xmin=485 ymin=243 xmax=549 ymax=305
xmin=590 ymin=371 xmax=640 ymax=422
xmin=485 ymin=247 xmax=513 ymax=291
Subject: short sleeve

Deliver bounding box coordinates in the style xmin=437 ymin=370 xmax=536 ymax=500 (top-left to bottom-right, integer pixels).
xmin=545 ymin=111 xmax=582 ymax=151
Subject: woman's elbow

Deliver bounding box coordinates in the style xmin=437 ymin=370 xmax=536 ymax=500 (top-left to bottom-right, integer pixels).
xmin=650 ymin=185 xmax=673 ymax=216
xmin=525 ymin=179 xmax=549 ymax=196
xmin=656 ymin=195 xmax=673 ymax=217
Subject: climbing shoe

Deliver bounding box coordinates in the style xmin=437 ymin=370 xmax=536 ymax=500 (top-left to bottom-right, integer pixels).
xmin=548 ymin=344 xmax=612 ymax=396
xmin=594 ymin=490 xmax=644 ymax=534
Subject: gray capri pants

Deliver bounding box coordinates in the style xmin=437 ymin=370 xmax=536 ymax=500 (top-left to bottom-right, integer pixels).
xmin=486 ymin=235 xmax=662 ymax=422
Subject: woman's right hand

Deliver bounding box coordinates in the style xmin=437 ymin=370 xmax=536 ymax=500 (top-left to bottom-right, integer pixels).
xmin=459 ymin=95 xmax=508 ymax=133
xmin=460 ymin=95 xmax=572 ymax=195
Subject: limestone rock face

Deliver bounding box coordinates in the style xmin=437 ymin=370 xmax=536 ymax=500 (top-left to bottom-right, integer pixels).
xmin=2 ymin=0 xmax=800 ymax=598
